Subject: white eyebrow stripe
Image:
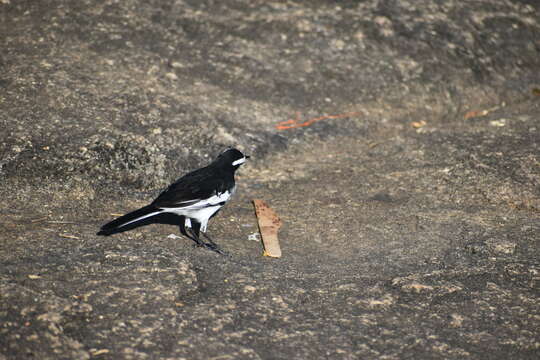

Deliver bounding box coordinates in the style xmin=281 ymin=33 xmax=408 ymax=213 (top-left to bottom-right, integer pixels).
xmin=232 ymin=157 xmax=246 ymax=166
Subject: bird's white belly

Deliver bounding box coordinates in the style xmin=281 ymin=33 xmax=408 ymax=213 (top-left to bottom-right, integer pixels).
xmin=161 ymin=189 xmax=234 ymax=232
xmin=185 ymin=206 xmax=221 ymax=230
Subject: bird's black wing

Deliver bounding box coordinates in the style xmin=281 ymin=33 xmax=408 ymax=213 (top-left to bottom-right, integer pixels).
xmin=151 ymin=166 xmax=232 ymax=208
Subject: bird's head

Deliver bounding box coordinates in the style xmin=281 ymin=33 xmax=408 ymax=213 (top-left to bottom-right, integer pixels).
xmin=215 ymin=147 xmax=250 ymax=171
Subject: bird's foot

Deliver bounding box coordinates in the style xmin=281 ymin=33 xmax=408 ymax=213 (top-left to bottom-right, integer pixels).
xmin=190 ymin=238 xmax=226 ymax=255
xmin=185 ymin=228 xmax=226 ymax=255
xmin=202 ymin=242 xmax=227 ymax=256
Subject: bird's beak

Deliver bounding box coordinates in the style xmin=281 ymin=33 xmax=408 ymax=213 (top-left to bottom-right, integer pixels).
xmin=245 ymin=155 xmax=250 ymax=159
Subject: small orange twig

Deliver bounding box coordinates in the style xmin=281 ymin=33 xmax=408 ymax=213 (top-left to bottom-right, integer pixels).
xmin=276 ymin=111 xmax=361 ymax=130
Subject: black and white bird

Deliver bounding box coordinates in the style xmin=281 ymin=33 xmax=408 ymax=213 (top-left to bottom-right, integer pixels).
xmin=97 ymin=148 xmax=249 ymax=253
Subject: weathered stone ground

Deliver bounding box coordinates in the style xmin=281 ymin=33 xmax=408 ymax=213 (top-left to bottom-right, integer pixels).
xmin=1 ymin=0 xmax=539 ymax=359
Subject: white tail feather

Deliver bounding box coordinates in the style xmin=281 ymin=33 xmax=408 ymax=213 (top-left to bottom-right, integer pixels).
xmin=118 ymin=210 xmax=163 ymax=228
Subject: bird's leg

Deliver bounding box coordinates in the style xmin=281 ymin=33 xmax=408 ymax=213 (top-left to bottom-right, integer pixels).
xmin=178 ymin=217 xmax=201 ymax=245
xmin=201 ymin=231 xmax=218 ymax=247
xmin=186 ymin=221 xmax=206 ymax=247
xmin=188 ymin=222 xmax=225 ymax=255
xmin=178 ymin=216 xmax=189 ymax=237
xmin=201 ymin=231 xmax=227 ymax=255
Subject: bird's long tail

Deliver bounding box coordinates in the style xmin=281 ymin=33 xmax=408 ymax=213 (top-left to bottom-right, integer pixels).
xmin=97 ymin=205 xmax=163 ymax=236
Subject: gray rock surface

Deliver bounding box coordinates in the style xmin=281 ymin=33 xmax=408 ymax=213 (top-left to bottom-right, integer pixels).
xmin=1 ymin=0 xmax=539 ymax=359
